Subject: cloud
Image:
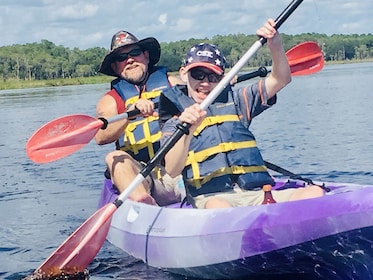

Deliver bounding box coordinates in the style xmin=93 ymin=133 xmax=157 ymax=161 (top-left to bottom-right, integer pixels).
xmin=52 ymin=3 xmax=99 ymax=19
xmin=158 ymin=13 xmax=167 ymax=25
xmin=0 ymin=0 xmax=372 ymax=50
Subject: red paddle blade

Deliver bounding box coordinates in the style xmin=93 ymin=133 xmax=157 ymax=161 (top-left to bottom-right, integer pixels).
xmin=287 ymin=41 xmax=324 ymax=76
xmin=35 ymin=203 xmax=117 ymax=277
xmin=26 ymin=114 xmax=103 ymax=163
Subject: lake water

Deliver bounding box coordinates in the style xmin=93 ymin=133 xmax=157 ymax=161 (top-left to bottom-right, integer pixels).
xmin=1 ymin=62 xmax=372 ymax=279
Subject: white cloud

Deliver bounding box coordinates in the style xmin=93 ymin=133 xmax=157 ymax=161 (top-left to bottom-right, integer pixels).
xmin=158 ymin=13 xmax=167 ymax=25
xmin=56 ymin=3 xmax=99 ymax=19
xmin=0 ymin=0 xmax=371 ymax=49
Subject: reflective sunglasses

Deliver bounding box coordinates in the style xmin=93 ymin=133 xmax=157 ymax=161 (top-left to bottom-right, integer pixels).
xmin=190 ymin=68 xmax=222 ymax=83
xmin=113 ymin=48 xmax=143 ymax=62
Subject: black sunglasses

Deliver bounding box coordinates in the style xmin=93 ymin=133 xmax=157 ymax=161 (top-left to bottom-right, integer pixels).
xmin=113 ymin=49 xmax=143 ymax=62
xmin=190 ymin=68 xmax=222 ymax=83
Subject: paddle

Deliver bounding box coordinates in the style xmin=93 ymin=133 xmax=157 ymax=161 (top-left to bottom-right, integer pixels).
xmin=26 ymin=42 xmax=321 ymax=165
xmin=237 ymin=41 xmax=323 ymax=82
xmin=33 ymin=0 xmax=304 ymax=277
xmin=25 ymin=102 xmax=144 ymax=164
xmin=264 ymin=161 xmax=330 ymax=192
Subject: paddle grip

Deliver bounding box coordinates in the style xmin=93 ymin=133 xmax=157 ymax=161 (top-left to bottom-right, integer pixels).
xmin=259 ymin=0 xmax=303 ymax=45
xmin=236 ymin=66 xmax=268 ymax=83
xmin=103 ymin=105 xmax=157 ymax=130
xmin=127 ymin=107 xmax=141 ymax=119
xmin=124 ymin=104 xmax=159 ymax=120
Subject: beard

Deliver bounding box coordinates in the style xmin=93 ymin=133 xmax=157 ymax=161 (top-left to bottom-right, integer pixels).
xmin=122 ymin=65 xmax=148 ymax=84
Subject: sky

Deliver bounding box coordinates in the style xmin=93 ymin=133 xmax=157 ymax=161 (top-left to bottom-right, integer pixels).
xmin=1 ymin=0 xmax=372 ymax=50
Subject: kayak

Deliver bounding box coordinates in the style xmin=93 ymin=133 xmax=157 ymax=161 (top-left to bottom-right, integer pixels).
xmin=25 ymin=37 xmax=329 ymax=277
xmin=97 ymin=177 xmax=373 ymax=279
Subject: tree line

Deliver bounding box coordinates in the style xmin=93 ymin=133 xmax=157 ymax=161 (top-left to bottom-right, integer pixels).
xmin=0 ymin=33 xmax=372 ymax=81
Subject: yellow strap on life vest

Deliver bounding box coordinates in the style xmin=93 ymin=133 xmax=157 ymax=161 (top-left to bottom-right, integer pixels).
xmin=193 ymin=114 xmax=240 ymax=136
xmin=122 ymin=91 xmax=161 ymax=155
xmin=126 ymin=91 xmax=161 ymax=106
xmin=187 ymin=165 xmax=268 ymax=189
xmin=185 ymin=140 xmax=257 ymax=166
xmin=123 ymin=116 xmax=160 ymax=156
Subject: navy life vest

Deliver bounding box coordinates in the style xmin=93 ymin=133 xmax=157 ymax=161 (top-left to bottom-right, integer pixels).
xmin=111 ymin=66 xmax=169 ymax=163
xmin=160 ymin=85 xmax=274 ymax=197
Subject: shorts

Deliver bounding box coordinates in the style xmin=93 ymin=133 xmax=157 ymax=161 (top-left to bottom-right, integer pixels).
xmin=193 ymin=186 xmax=297 ymax=209
xmin=147 ymin=164 xmax=183 ymax=206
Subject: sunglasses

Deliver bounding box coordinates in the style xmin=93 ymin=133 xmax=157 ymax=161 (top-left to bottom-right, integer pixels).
xmin=113 ymin=49 xmax=143 ymax=62
xmin=190 ymin=68 xmax=222 ymax=83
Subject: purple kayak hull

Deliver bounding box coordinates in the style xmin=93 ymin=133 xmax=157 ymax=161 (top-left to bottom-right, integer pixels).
xmin=98 ymin=178 xmax=373 ymax=279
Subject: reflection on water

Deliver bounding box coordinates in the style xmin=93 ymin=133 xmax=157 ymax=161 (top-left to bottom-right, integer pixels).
xmin=23 ymin=269 xmax=89 ymax=280
xmin=1 ymin=62 xmax=373 ymax=279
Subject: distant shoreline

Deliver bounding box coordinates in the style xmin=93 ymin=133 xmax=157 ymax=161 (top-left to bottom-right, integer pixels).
xmin=1 ymin=59 xmax=372 ymax=91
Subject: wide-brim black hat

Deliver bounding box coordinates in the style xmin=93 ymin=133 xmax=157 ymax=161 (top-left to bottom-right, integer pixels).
xmin=99 ymin=31 xmax=161 ymax=77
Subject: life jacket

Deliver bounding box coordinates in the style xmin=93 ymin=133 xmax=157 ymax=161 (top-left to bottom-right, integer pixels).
xmin=111 ymin=66 xmax=169 ymax=163
xmin=160 ymin=85 xmax=274 ymax=197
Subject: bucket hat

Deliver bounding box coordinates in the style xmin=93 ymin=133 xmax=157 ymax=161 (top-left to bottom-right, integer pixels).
xmin=99 ymin=30 xmax=161 ymax=76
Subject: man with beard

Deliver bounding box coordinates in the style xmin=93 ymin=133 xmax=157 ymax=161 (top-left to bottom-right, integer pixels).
xmin=95 ymin=31 xmax=183 ymax=206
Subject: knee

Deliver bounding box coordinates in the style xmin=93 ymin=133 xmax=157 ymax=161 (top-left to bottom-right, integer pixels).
xmin=105 ymin=150 xmax=129 ymax=166
xmin=307 ymin=185 xmax=325 ymax=198
xmin=290 ymin=185 xmax=324 ymax=201
xmin=205 ymin=197 xmax=231 ymax=209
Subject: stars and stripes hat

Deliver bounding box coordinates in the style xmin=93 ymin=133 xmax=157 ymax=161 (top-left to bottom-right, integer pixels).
xmin=183 ymin=43 xmax=226 ymax=75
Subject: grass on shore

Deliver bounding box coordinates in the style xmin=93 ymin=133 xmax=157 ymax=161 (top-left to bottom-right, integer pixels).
xmin=0 ymin=76 xmax=113 ymax=90
xmin=1 ymin=60 xmax=372 ymax=91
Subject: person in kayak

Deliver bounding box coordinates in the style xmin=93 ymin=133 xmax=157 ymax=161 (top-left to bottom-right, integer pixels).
xmin=160 ymin=19 xmax=325 ymax=208
xmin=95 ymin=30 xmax=183 ymax=206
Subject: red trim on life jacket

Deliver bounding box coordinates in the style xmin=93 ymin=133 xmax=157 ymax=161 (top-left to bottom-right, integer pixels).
xmin=107 ymin=89 xmax=125 ymax=114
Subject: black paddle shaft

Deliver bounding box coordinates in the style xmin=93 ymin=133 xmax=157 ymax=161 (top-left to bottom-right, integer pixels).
xmin=237 ymin=66 xmax=268 ymax=83
xmin=260 ymin=0 xmax=304 ymax=45
xmin=140 ymin=123 xmax=190 ymax=178
xmin=264 ymin=161 xmax=331 ymax=192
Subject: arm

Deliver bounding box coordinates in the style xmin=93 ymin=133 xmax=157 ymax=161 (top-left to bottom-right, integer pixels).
xmin=257 ymin=19 xmax=291 ymax=99
xmin=95 ymin=93 xmax=159 ymax=145
xmin=164 ymin=104 xmax=206 ymax=177
xmin=95 ymin=77 xmax=177 ymax=145
xmin=95 ymin=93 xmax=129 ymax=145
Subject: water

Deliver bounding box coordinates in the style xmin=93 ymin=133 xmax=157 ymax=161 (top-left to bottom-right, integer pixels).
xmin=250 ymin=62 xmax=373 ymax=184
xmin=1 ymin=62 xmax=372 ymax=279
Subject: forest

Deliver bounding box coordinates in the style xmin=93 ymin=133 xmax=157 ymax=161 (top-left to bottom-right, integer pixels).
xmin=0 ymin=33 xmax=372 ymax=81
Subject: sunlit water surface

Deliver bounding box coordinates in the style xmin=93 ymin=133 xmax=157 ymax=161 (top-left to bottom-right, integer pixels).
xmin=1 ymin=62 xmax=372 ymax=279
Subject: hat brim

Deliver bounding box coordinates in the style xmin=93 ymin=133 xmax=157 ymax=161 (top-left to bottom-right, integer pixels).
xmin=184 ymin=62 xmax=224 ymax=75
xmin=99 ymin=37 xmax=161 ymax=77
xmin=137 ymin=37 xmax=160 ymax=66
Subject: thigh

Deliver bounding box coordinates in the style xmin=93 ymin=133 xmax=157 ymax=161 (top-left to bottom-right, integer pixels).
xmin=193 ymin=189 xmax=263 ymax=208
xmin=272 ymin=188 xmax=297 ymax=203
xmin=151 ymin=167 xmax=182 ymax=206
xmin=194 ymin=188 xmax=298 ymax=208
xmin=227 ymin=189 xmax=264 ymax=207
xmin=233 ymin=188 xmax=297 ymax=205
